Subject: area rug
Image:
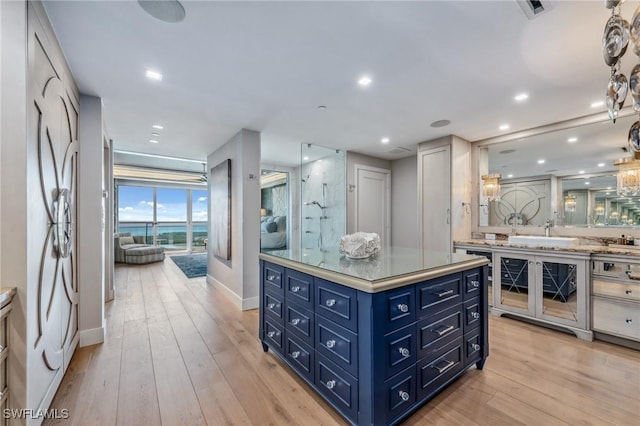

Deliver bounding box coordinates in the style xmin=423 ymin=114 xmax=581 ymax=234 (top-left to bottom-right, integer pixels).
xmin=170 ymin=253 xmax=207 ymax=278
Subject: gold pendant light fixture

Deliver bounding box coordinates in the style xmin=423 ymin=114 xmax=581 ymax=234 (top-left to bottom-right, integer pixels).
xmin=481 ymin=174 xmax=501 ymax=202
xmin=563 ymin=195 xmax=577 ymax=213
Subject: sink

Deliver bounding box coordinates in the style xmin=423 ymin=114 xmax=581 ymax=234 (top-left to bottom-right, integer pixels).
xmin=507 ymin=235 xmax=579 ymax=248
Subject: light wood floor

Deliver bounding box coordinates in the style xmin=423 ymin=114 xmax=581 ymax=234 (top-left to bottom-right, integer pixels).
xmin=46 ymin=259 xmax=640 ymax=426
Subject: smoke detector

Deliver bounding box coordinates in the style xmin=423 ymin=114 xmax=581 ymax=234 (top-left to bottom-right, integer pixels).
xmin=516 ymin=0 xmax=552 ymax=20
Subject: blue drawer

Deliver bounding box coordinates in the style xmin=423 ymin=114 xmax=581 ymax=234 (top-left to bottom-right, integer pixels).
xmin=285 ymin=269 xmax=314 ymax=310
xmin=285 ymin=301 xmax=314 ymax=347
xmin=417 ymin=305 xmax=463 ymax=360
xmin=463 ymin=331 xmax=483 ymax=367
xmin=463 ymin=299 xmax=481 ymax=333
xmin=417 ymin=340 xmax=463 ymax=400
xmin=416 ymin=273 xmax=462 ymax=318
xmin=383 ymin=323 xmax=416 ymax=379
xmin=263 ymin=317 xmax=285 ymax=355
xmin=285 ymin=335 xmax=314 ymax=383
xmin=315 ymin=278 xmax=358 ymax=332
xmin=315 ymin=315 xmax=358 ymax=378
xmin=263 ymin=290 xmax=284 ymax=323
xmin=263 ymin=262 xmax=285 ymax=295
xmin=384 ymin=366 xmax=417 ymax=422
xmin=463 ymin=268 xmax=482 ymax=301
xmin=379 ymin=286 xmax=416 ymax=333
xmin=315 ymin=353 xmax=358 ymax=423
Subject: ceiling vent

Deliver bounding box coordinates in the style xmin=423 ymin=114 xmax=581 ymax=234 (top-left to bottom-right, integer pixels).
xmin=516 ymin=0 xmax=552 ymax=20
xmin=387 ymin=146 xmax=412 ymax=155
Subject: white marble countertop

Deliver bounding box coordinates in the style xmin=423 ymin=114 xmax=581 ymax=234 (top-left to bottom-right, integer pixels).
xmin=455 ymin=239 xmax=640 ymax=257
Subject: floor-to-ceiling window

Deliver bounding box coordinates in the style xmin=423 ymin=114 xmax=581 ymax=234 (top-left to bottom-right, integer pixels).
xmin=116 ymin=183 xmax=207 ymax=252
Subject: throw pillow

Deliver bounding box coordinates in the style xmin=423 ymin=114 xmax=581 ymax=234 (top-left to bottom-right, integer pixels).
xmin=119 ymin=235 xmax=135 ymax=245
xmin=261 ymin=221 xmax=278 ymax=233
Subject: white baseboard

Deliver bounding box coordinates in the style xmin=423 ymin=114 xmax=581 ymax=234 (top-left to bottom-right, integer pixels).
xmin=206 ymin=274 xmax=258 ymax=311
xmin=79 ymin=323 xmax=105 ymax=347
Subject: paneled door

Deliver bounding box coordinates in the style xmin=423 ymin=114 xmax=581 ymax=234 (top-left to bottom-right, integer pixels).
xmin=354 ymin=165 xmax=391 ymax=246
xmin=418 ymin=145 xmax=451 ymax=254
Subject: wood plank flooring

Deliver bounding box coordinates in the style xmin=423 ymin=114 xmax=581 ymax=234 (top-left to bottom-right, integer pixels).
xmin=46 ymin=258 xmax=640 ymax=425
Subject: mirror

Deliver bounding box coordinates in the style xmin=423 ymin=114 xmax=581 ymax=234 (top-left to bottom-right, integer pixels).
xmin=479 ymin=112 xmax=640 ymax=228
xmin=260 ymin=170 xmax=290 ymax=251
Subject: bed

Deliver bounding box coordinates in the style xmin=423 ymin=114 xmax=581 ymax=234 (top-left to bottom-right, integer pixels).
xmin=260 ymin=216 xmax=287 ymax=250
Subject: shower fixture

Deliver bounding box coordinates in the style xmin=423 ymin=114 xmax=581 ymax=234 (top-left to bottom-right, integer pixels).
xmin=304 ymin=200 xmax=326 ymax=209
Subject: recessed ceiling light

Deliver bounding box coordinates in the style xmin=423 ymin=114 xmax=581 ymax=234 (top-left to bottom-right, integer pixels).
xmin=514 ymin=93 xmax=529 ymax=102
xmin=598 ymin=162 xmax=605 ymax=167
xmin=430 ymin=119 xmax=451 ymax=128
xmin=358 ymin=75 xmax=372 ymax=87
xmin=317 ymin=160 xmax=322 ymax=163
xmin=145 ymin=69 xmax=163 ymax=81
xmin=151 ymin=132 xmax=159 ymax=137
xmin=579 ymin=170 xmax=585 ymax=174
xmin=303 ymin=156 xmax=309 ymax=160
xmin=381 ymin=137 xmax=390 ymax=144
xmin=317 ymin=105 xmax=327 ymax=110
xmin=152 ymin=124 xmax=164 ymax=130
xmin=149 ymin=139 xmax=159 ymax=144
xmin=138 ymin=0 xmax=186 ymax=23
xmin=567 ymin=137 xmax=578 ymax=143
xmin=591 ymin=100 xmax=604 ymax=108
xmin=585 ymin=181 xmax=590 ymax=185
xmin=507 ymin=174 xmax=514 ymax=178
xmin=499 ymin=124 xmax=510 ymax=131
xmin=537 ymin=159 xmax=545 ymax=164
xmin=607 ymin=186 xmax=612 ymax=189
xmin=607 ymin=192 xmax=611 ymax=195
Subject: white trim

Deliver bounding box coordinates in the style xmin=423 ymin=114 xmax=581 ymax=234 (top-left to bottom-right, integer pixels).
xmin=79 ymin=322 xmax=105 ymax=347
xmin=353 ymin=164 xmax=391 ymax=246
xmin=206 ymin=274 xmax=258 ymax=311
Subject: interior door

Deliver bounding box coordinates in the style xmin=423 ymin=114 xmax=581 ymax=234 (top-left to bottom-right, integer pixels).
xmin=354 ymin=165 xmax=390 ymax=246
xmin=418 ymin=145 xmax=451 ymax=253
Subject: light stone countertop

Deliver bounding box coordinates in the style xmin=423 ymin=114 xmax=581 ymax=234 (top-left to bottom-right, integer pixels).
xmin=455 ymin=239 xmax=640 ymax=258
xmin=0 ymin=287 xmax=16 ymax=309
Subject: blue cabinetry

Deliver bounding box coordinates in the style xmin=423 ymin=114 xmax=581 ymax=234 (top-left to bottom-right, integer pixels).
xmin=259 ymin=259 xmax=488 ymax=425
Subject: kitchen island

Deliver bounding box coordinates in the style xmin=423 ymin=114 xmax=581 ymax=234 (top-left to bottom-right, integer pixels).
xmin=259 ymin=247 xmax=489 ymax=426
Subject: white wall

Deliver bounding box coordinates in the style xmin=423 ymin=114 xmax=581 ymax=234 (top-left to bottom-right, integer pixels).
xmin=78 ymin=95 xmax=105 ymax=346
xmin=391 ymin=155 xmax=419 ymax=248
xmin=206 ymin=129 xmax=261 ymax=310
xmin=346 ymin=152 xmax=391 ymax=234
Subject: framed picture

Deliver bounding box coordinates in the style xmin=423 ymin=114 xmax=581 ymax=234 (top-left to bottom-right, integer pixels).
xmin=210 ymin=159 xmax=231 ymax=260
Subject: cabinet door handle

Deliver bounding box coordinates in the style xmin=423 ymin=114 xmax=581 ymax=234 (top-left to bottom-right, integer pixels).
xmin=536 ymin=261 xmax=542 ymax=266
xmin=291 ymin=285 xmax=301 ymax=293
xmin=626 ymin=318 xmax=633 ymax=324
xmin=433 ymin=324 xmax=455 ymax=336
xmin=397 ymin=303 xmax=409 ymax=313
xmin=398 ymin=391 xmax=410 ymax=402
xmin=267 ymin=331 xmax=279 ymax=338
xmin=471 ymin=311 xmax=480 ymax=319
xmin=325 ymin=380 xmax=336 ymax=389
xmin=433 ymin=359 xmax=455 ymax=374
xmin=267 ymin=275 xmax=276 ymax=281
xmin=290 ymin=318 xmax=300 ymax=326
xmin=625 ymin=289 xmax=633 ymax=295
xmin=326 ymin=339 xmax=336 ymax=348
xmin=470 ymin=280 xmax=480 ymax=288
xmin=436 ymin=289 xmax=454 ymax=298
xmin=472 ymin=343 xmax=481 ymax=351
xmin=446 ymin=208 xmax=450 ymax=225
xmin=267 ymin=303 xmax=276 ymax=309
xmin=398 ymin=347 xmax=410 ymax=357
xmin=291 ymin=351 xmax=300 ymax=359
xmin=325 ymin=298 xmax=336 ymax=307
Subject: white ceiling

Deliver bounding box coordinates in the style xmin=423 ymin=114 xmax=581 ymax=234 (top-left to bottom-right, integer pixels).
xmin=42 ymin=0 xmax=620 ymax=167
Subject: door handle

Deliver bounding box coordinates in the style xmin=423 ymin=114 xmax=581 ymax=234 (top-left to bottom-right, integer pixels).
xmin=446 ymin=208 xmax=450 ymax=224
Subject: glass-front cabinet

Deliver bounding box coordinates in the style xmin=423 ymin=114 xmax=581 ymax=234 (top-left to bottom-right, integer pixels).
xmin=493 ymin=250 xmax=591 ymax=340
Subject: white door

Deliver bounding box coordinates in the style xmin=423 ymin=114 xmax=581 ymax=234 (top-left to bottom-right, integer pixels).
xmin=355 ymin=165 xmax=391 ymax=246
xmin=418 ymin=145 xmax=451 ymax=253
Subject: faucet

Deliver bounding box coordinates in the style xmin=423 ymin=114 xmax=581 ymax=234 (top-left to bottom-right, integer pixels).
xmin=544 ymin=219 xmax=553 ymax=237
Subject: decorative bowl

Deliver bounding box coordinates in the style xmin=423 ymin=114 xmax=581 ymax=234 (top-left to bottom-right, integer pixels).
xmin=339 ymin=232 xmax=381 ymax=259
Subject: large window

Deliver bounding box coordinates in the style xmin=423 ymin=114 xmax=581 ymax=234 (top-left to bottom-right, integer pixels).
xmin=117 ymin=184 xmax=207 ymax=252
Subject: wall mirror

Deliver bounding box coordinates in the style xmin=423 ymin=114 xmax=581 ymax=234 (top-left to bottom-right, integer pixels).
xmin=260 ymin=170 xmax=290 ymax=251
xmin=478 ymin=112 xmax=640 ymax=228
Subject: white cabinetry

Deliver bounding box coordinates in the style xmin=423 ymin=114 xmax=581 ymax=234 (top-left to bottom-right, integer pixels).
xmin=492 ymin=249 xmax=591 ymax=340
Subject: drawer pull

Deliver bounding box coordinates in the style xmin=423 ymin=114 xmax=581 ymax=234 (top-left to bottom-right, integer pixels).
xmin=267 ymin=303 xmax=276 ymax=309
xmin=470 ymin=280 xmax=480 ymax=288
xmin=398 ymin=391 xmax=410 ymax=402
xmin=471 ymin=312 xmax=480 ymax=319
xmin=267 ymin=275 xmax=276 ymax=281
xmin=626 ymin=318 xmax=633 ymax=324
xmin=325 ymin=298 xmax=336 ymax=307
xmin=291 ymin=286 xmax=301 ymax=293
xmin=433 ymin=324 xmax=455 ymax=336
xmin=325 ymin=379 xmax=336 ymax=390
xmin=626 ymin=270 xmax=640 ymax=280
xmin=436 ymin=289 xmax=454 ymax=298
xmin=290 ymin=318 xmax=300 ymax=326
xmin=397 ymin=303 xmax=409 ymax=313
xmin=626 ymin=289 xmax=633 ymax=295
xmin=267 ymin=331 xmax=279 ymax=338
xmin=398 ymin=347 xmax=410 ymax=357
xmin=326 ymin=339 xmax=336 ymax=349
xmin=472 ymin=343 xmax=481 ymax=351
xmin=433 ymin=359 xmax=455 ymax=374
xmin=291 ymin=351 xmax=300 ymax=359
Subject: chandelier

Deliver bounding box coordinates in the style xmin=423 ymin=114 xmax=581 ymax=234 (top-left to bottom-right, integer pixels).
xmin=614 ymin=156 xmax=640 ymax=195
xmin=481 ymin=174 xmax=501 ymax=202
xmin=595 ymin=203 xmax=606 ymax=215
xmin=564 ymin=195 xmax=577 ymax=212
